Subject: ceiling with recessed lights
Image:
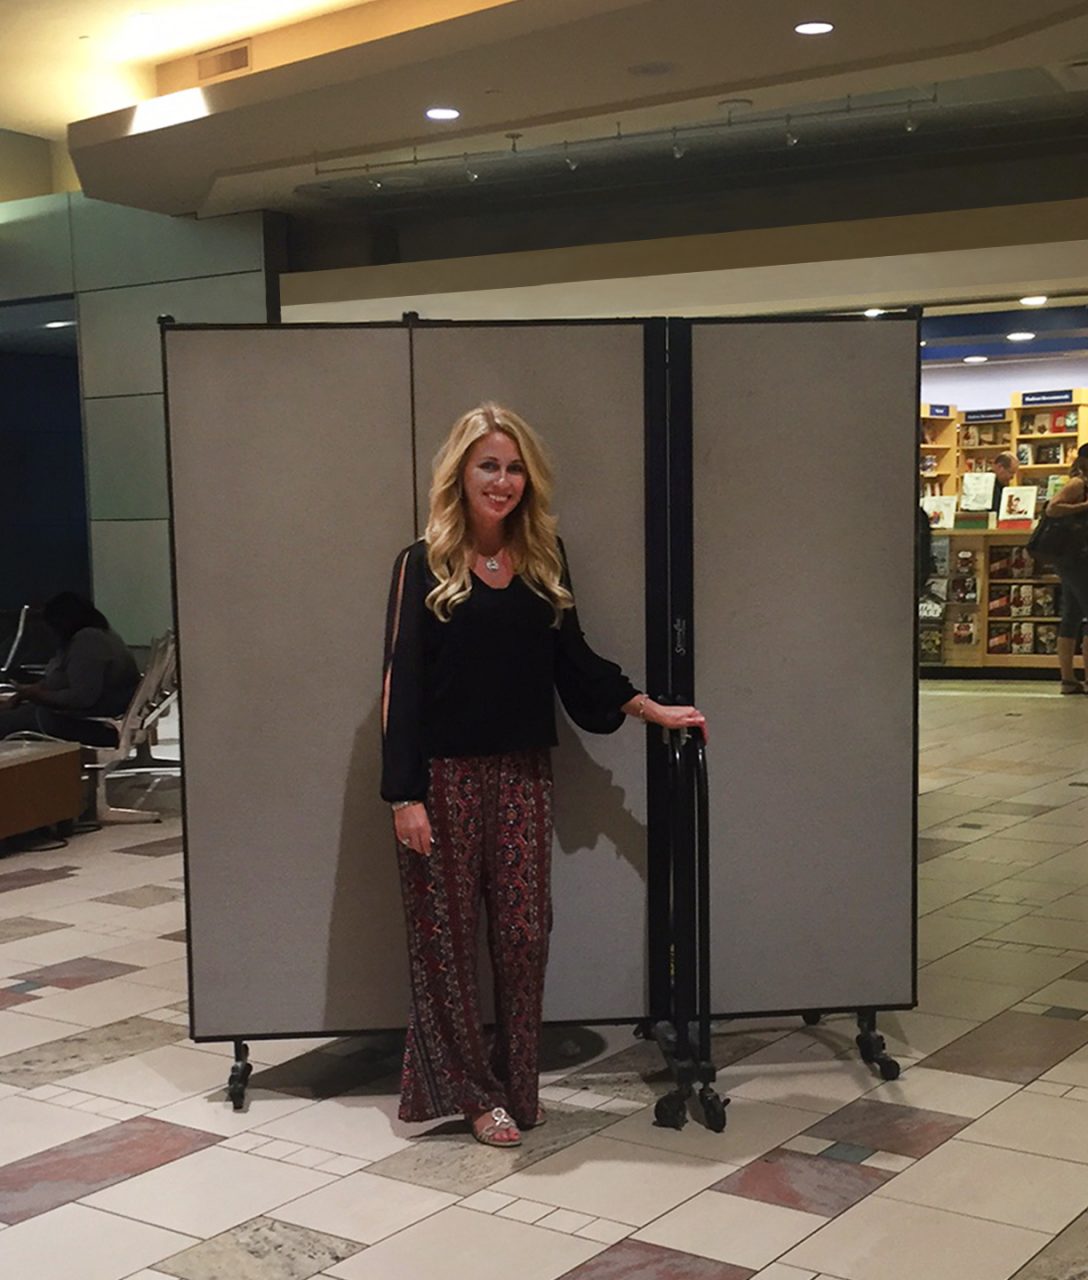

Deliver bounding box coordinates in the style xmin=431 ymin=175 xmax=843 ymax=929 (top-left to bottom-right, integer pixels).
xmin=15 ymin=0 xmax=1084 ymax=217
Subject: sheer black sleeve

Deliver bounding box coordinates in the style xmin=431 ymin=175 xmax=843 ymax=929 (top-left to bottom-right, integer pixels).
xmin=554 ymin=540 xmax=639 ymax=735
xmin=381 ymin=543 xmax=429 ymax=802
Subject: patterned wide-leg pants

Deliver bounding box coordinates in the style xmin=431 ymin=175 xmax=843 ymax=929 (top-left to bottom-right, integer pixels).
xmin=395 ymin=748 xmax=553 ymax=1127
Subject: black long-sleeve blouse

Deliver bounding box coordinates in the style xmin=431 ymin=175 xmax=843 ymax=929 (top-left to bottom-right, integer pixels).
xmin=381 ymin=539 xmax=638 ymax=802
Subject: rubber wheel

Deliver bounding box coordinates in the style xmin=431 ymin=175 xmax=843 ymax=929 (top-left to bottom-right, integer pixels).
xmin=654 ymin=1095 xmax=687 ymax=1130
xmin=879 ymin=1058 xmax=901 ymax=1082
xmin=802 ymin=1011 xmax=822 ymax=1027
xmin=702 ymin=1092 xmax=728 ymax=1133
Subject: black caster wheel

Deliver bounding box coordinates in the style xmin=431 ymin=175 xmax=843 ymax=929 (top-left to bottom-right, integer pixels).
xmin=802 ymin=1011 xmax=822 ymax=1027
xmin=654 ymin=1022 xmax=679 ymax=1056
xmin=856 ymin=1033 xmax=879 ymax=1063
xmin=879 ymin=1058 xmax=901 ymax=1082
xmin=227 ymin=1057 xmax=252 ymax=1111
xmin=701 ymin=1089 xmax=729 ymax=1133
xmin=654 ymin=1094 xmax=688 ymax=1130
xmin=634 ymin=1020 xmax=653 ymax=1041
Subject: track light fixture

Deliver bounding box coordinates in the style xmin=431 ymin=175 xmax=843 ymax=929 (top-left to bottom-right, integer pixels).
xmin=672 ymin=128 xmax=686 ymax=159
xmin=905 ymin=102 xmax=917 ymax=133
xmin=564 ymin=141 xmax=579 ymax=171
xmin=785 ymin=115 xmax=798 ymax=147
xmin=464 ymin=154 xmax=479 ymax=182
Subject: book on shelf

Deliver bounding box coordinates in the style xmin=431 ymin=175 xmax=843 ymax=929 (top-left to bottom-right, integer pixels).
xmin=1009 ymin=546 xmax=1035 ymax=578
xmin=949 ymin=576 xmax=978 ymax=604
xmin=988 ymin=585 xmax=1011 ymax=617
xmin=1021 ymin=412 xmax=1040 ymax=434
xmin=988 ymin=623 xmax=1011 ymax=654
xmin=1033 ymin=585 xmax=1058 ymax=617
xmin=954 ymin=548 xmax=976 ymax=576
xmin=961 ymin=472 xmax=996 ymax=512
xmin=919 ymin=597 xmax=944 ymax=621
xmin=1036 ymin=624 xmax=1059 ymax=655
xmin=931 ymin=538 xmax=951 ymax=577
xmin=1010 ymin=584 xmax=1033 ymax=616
xmin=1047 ymin=474 xmax=1066 ymax=502
xmin=1036 ymin=442 xmax=1063 ymax=465
xmin=988 ymin=547 xmax=1012 ymax=578
xmin=962 ymin=425 xmax=980 ymax=447
xmin=925 ymin=577 xmax=949 ymax=602
xmin=978 ymin=425 xmax=1001 ymax=446
xmin=997 ymin=486 xmax=1038 ymax=528
xmin=954 ymin=510 xmax=992 ymax=529
xmin=923 ymin=496 xmax=958 ymax=529
xmin=1011 ymin=622 xmax=1035 ymax=655
xmin=952 ymin=617 xmax=977 ymax=646
xmin=1016 ymin=444 xmax=1032 ymax=465
xmin=919 ymin=626 xmax=944 ymax=663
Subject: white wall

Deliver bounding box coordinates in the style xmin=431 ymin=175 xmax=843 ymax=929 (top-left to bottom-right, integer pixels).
xmin=921 ymin=356 xmax=1088 ymax=411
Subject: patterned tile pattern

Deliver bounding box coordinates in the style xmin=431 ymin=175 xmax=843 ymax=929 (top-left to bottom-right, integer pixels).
xmin=154 ymin=1215 xmax=364 ymax=1280
xmin=10 ymin=958 xmax=142 ymax=990
xmin=922 ymin=1011 xmax=1088 ymax=1083
xmin=0 ymin=1015 xmax=188 ymax=1089
xmin=802 ymin=1100 xmax=970 ymax=1158
xmin=555 ymin=1239 xmax=755 ymax=1279
xmin=710 ymin=1149 xmax=894 ymax=1215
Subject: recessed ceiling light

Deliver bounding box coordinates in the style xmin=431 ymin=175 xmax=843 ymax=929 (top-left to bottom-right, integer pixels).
xmin=1019 ymin=295 xmax=1048 ymax=307
xmin=1007 ymin=332 xmax=1036 ymax=342
xmin=920 ymin=340 xmax=927 ymax=347
xmin=795 ymin=21 xmax=834 ymax=35
xmin=426 ymin=106 xmax=460 ymax=121
xmin=864 ymin=308 xmax=884 ymax=318
xmin=44 ymin=321 xmax=75 ymax=329
xmin=964 ymin=355 xmax=988 ymax=364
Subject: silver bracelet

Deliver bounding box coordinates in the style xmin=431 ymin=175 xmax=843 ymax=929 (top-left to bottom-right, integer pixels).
xmin=391 ymin=800 xmax=419 ymax=811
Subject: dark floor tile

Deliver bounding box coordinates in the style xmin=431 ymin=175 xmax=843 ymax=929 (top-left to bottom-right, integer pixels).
xmin=918 ymin=837 xmax=967 ymax=862
xmin=117 ymin=836 xmax=183 ymax=857
xmin=923 ymin=1010 xmax=1088 ymax=1084
xmin=156 ymin=1216 xmax=363 ymax=1280
xmin=0 ymin=1015 xmax=187 ymax=1088
xmin=558 ymin=1240 xmax=753 ymax=1279
xmin=0 ymin=866 xmax=77 ymax=894
xmin=804 ymin=1099 xmax=969 ymax=1158
xmin=1064 ymin=961 xmax=1088 ymax=982
xmin=820 ymin=1142 xmax=875 ymax=1164
xmin=92 ymin=884 xmax=183 ymax=908
xmin=711 ymin=1148 xmax=892 ymax=1215
xmin=0 ymin=991 xmax=37 ymax=1010
xmin=161 ymin=929 xmax=188 ymax=942
xmin=11 ymin=957 xmax=142 ymax=990
xmin=1009 ymin=1205 xmax=1088 ymax=1278
xmin=0 ymin=1117 xmax=220 ymax=1224
xmin=1044 ymin=1007 xmax=1088 ymax=1020
xmin=367 ymin=1101 xmax=617 ymax=1197
xmin=0 ymin=917 xmax=72 ymax=944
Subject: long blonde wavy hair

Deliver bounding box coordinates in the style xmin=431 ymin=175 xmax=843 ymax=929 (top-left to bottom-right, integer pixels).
xmin=424 ymin=403 xmax=573 ymax=625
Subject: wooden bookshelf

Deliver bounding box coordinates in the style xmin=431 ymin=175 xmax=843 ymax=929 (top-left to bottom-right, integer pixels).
xmin=920 ymin=403 xmax=959 ymax=499
xmin=921 ymin=529 xmax=1063 ymax=672
xmin=957 ymin=408 xmax=1013 ymax=498
xmin=1011 ymin=388 xmax=1088 ymax=508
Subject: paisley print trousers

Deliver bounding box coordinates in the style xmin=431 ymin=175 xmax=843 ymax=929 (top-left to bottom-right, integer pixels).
xmin=395 ymin=748 xmax=553 ymax=1127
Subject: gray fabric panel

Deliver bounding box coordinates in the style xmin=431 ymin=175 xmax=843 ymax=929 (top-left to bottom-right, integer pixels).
xmin=411 ymin=325 xmax=647 ymax=1023
xmin=166 ymin=327 xmax=414 ymax=1038
xmin=692 ymin=319 xmax=916 ymax=1013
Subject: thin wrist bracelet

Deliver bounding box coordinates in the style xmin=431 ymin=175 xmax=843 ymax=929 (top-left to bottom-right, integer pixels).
xmin=636 ymin=693 xmax=649 ymax=720
xmin=391 ymin=800 xmax=419 ymax=810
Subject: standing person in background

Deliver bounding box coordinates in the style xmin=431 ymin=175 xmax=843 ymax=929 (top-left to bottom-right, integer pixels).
xmin=0 ymin=593 xmax=140 ymax=744
xmin=991 ymin=452 xmax=1020 ymax=512
xmin=1044 ymin=445 xmax=1088 ymax=693
xmin=381 ymin=402 xmax=707 ymax=1148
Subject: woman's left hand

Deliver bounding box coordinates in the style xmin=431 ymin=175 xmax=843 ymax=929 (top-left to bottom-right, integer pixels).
xmin=639 ymin=699 xmax=709 ymax=744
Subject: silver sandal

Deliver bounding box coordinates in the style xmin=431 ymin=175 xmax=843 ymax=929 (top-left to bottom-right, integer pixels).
xmin=470 ymin=1106 xmax=522 ymax=1148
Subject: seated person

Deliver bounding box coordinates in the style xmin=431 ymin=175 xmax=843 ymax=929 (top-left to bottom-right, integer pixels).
xmin=0 ymin=594 xmax=140 ymax=747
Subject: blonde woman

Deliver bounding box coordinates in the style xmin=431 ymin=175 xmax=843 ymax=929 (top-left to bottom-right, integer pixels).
xmin=381 ymin=403 xmax=706 ymax=1148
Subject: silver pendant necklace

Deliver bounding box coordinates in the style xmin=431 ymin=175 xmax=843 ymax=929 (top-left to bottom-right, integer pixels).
xmin=484 ymin=551 xmax=503 ymax=572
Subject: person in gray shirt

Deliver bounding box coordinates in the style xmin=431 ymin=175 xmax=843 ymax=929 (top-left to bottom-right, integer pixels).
xmin=0 ymin=594 xmax=140 ymax=746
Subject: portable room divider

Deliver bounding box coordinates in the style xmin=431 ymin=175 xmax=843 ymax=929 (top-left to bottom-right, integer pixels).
xmin=163 ymin=313 xmax=917 ymax=1104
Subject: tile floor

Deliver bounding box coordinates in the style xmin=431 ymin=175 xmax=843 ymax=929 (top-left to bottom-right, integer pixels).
xmin=1 ymin=684 xmax=1088 ymax=1278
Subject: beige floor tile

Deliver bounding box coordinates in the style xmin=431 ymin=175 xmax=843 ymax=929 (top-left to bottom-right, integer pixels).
xmin=0 ymin=1204 xmax=196 ymax=1280
xmin=929 ymin=898 xmax=1031 ymax=925
xmin=82 ymin=1145 xmax=337 ymax=1236
xmin=125 ymin=959 xmax=190 ymax=993
xmin=497 ymin=1199 xmax=553 ymax=1223
xmin=917 ymin=914 xmax=1000 ymax=962
xmin=866 ymin=1066 xmax=1020 ymax=1118
xmin=922 ymin=944 xmax=1084 ymax=992
xmin=990 ymin=918 xmax=1088 ymax=950
xmin=268 ymin=1169 xmax=458 ymax=1243
xmin=324 ymin=1207 xmax=604 ymax=1280
xmin=919 ymin=794 xmax=996 ymax=825
xmin=875 ymin=1137 xmax=1088 ymax=1232
xmin=960 ymin=1091 xmax=1088 ymax=1163
xmin=0 ymin=1009 xmax=85 ymax=1056
xmin=148 ymin=1087 xmax=317 ymax=1137
xmin=993 ymin=821 xmax=1088 ymax=846
xmin=1028 ymin=978 xmax=1088 ymax=1012
xmin=1007 ymin=846 xmax=1088 ymax=884
xmin=57 ymin=1044 xmax=227 ymax=1108
xmin=919 ymin=859 xmax=1022 ymax=889
xmin=252 ymin=1093 xmax=431 ymax=1162
xmin=633 ymin=1191 xmax=824 ymax=1270
xmin=751 ymin=1265 xmax=818 ymax=1280
xmin=781 ymin=1196 xmax=1047 ymax=1280
xmin=916 ymin=972 xmax=1026 ymax=1021
xmin=722 ymin=1059 xmax=880 ymax=1115
xmin=994 ymin=876 xmax=1078 ymax=904
xmin=17 ymin=979 xmax=180 ymax=1029
xmin=1040 ymin=1042 xmax=1088 ymax=1088
xmin=956 ymin=837 xmax=1075 ymax=866
xmin=604 ymin=1096 xmax=817 ymax=1166
xmin=1032 ymin=895 xmax=1088 ymax=921
xmin=0 ymin=1094 xmax=114 ymax=1165
xmin=0 ymin=929 xmax=132 ymax=967
xmin=491 ymin=1134 xmax=733 ymax=1226
xmin=93 ymin=938 xmax=188 ymax=968
xmin=575 ymin=1218 xmax=634 ymax=1244
xmin=875 ymin=1009 xmax=977 ymax=1059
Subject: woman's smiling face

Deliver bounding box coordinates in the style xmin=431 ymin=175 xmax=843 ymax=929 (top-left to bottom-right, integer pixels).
xmin=462 ymin=430 xmax=527 ymax=531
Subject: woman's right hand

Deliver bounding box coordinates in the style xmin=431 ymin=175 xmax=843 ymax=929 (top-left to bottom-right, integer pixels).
xmin=394 ymin=802 xmax=433 ymax=856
